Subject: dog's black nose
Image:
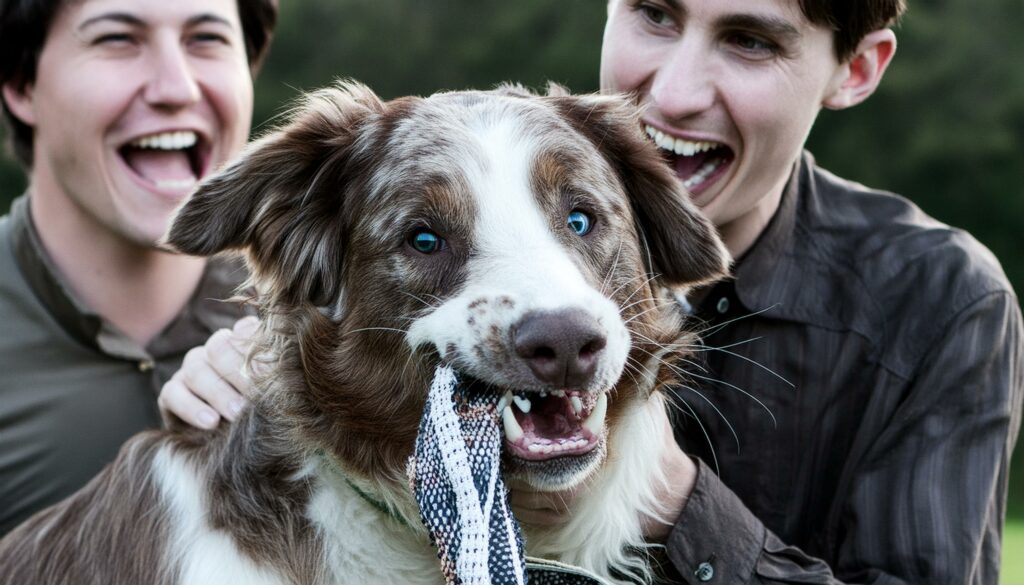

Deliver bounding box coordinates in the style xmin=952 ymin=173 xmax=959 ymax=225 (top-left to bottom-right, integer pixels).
xmin=514 ymin=308 xmax=608 ymax=388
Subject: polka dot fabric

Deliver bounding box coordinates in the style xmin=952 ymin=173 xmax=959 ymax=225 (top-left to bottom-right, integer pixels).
xmin=411 ymin=366 xmax=611 ymax=585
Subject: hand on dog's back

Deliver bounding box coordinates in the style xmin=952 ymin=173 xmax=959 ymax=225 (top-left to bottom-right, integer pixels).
xmin=158 ymin=316 xmax=259 ymax=430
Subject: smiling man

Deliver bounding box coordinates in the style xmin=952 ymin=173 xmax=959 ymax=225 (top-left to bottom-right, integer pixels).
xmin=576 ymin=0 xmax=1023 ymax=582
xmin=0 ymin=0 xmax=276 ymax=534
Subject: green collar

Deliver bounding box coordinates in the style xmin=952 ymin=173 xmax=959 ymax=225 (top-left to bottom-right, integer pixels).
xmin=315 ymin=449 xmax=411 ymax=529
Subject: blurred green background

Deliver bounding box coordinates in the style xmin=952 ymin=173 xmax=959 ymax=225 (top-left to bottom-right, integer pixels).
xmin=1 ymin=0 xmax=1021 ymax=572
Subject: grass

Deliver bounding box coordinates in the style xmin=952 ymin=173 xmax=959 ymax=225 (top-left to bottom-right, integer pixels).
xmin=1005 ymin=519 xmax=1024 ymax=585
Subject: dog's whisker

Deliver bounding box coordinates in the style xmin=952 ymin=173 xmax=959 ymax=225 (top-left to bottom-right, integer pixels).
xmin=399 ymin=290 xmax=440 ymax=309
xmin=629 ymin=334 xmax=711 ymax=376
xmin=663 ymin=392 xmax=720 ymax=477
xmin=622 ymin=304 xmax=666 ymax=325
xmin=672 ymin=384 xmax=740 ymax=452
xmin=682 ymin=369 xmax=777 ymax=428
xmin=344 ymin=326 xmax=410 ymax=337
xmin=701 ymin=344 xmax=794 ymax=388
xmin=600 ymin=241 xmax=625 ymax=296
xmin=693 ymin=303 xmax=781 ymax=338
xmin=616 ymin=274 xmax=659 ymax=310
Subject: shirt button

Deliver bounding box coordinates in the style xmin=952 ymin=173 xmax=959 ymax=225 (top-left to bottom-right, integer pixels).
xmin=695 ymin=560 xmax=715 ymax=582
xmin=138 ymin=359 xmax=155 ymax=372
xmin=715 ymin=296 xmax=730 ymax=314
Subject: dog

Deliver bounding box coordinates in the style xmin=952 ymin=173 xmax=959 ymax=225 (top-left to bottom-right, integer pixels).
xmin=0 ymin=81 xmax=728 ymax=584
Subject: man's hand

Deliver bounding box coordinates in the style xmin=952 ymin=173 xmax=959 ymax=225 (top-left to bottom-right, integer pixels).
xmin=643 ymin=406 xmax=698 ymax=542
xmin=507 ymin=401 xmax=698 ymax=541
xmin=158 ymin=316 xmax=259 ymax=429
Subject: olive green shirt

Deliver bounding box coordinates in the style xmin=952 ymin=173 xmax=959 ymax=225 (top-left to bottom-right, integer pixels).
xmin=0 ymin=195 xmax=249 ymax=535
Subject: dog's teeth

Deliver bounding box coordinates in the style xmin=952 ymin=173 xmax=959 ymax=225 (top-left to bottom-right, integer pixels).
xmin=582 ymin=393 xmax=607 ymax=435
xmin=570 ymin=396 xmax=583 ymax=414
xmin=496 ymin=391 xmax=513 ymax=414
xmin=551 ymin=390 xmax=565 ymax=397
xmin=539 ymin=390 xmax=547 ymax=397
xmin=528 ymin=443 xmax=544 ymax=453
xmin=502 ymin=406 xmax=524 ymax=442
xmin=512 ymin=394 xmax=532 ymax=413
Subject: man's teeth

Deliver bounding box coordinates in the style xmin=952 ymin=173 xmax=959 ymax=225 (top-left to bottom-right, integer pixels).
xmin=644 ymin=125 xmax=719 ymax=157
xmin=682 ymin=159 xmax=724 ymax=190
xmin=130 ymin=131 xmax=197 ymax=150
xmin=155 ymin=178 xmax=198 ymax=190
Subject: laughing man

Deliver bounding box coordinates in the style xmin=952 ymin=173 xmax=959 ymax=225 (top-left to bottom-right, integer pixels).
xmin=0 ymin=0 xmax=276 ymax=535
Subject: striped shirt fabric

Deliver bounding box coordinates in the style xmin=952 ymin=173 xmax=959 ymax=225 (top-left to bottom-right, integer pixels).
xmin=664 ymin=152 xmax=1023 ymax=584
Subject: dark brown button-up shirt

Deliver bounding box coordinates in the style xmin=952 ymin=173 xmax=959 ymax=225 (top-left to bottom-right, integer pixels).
xmin=664 ymin=152 xmax=1023 ymax=583
xmin=0 ymin=196 xmax=250 ymax=535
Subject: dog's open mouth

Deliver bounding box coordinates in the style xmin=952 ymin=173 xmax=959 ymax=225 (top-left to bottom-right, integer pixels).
xmin=490 ymin=387 xmax=606 ymax=462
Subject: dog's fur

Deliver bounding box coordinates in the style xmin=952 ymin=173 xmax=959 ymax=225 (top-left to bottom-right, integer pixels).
xmin=0 ymin=82 xmax=728 ymax=584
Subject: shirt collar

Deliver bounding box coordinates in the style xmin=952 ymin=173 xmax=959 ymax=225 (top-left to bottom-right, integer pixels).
xmin=9 ymin=194 xmax=246 ymax=360
xmin=729 ymin=152 xmax=807 ymax=314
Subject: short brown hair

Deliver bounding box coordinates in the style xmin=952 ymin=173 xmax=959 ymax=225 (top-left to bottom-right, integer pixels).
xmin=0 ymin=0 xmax=278 ymax=168
xmin=799 ymin=0 xmax=907 ymax=61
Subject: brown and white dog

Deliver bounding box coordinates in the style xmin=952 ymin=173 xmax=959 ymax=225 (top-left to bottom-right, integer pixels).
xmin=0 ymin=82 xmax=728 ymax=584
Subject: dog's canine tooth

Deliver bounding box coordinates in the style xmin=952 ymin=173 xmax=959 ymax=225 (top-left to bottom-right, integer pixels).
xmin=512 ymin=394 xmax=532 ymax=413
xmin=502 ymin=406 xmax=524 ymax=442
xmin=582 ymin=393 xmax=607 ymax=435
xmin=496 ymin=391 xmax=513 ymax=414
xmin=570 ymin=395 xmax=583 ymax=414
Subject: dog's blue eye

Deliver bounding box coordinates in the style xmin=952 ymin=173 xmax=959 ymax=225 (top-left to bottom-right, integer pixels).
xmin=567 ymin=210 xmax=593 ymax=236
xmin=410 ymin=229 xmax=445 ymax=254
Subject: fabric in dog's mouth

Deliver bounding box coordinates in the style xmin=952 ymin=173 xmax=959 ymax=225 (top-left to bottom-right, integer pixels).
xmin=483 ymin=384 xmax=606 ymax=462
xmin=119 ymin=131 xmax=207 ymax=192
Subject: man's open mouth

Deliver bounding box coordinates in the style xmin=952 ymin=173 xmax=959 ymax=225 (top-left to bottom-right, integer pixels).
xmin=495 ymin=388 xmax=607 ymax=462
xmin=118 ymin=130 xmax=210 ymax=193
xmin=644 ymin=124 xmax=734 ymax=195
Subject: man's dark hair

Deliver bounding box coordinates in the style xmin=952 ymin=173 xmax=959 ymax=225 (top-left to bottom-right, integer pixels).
xmin=799 ymin=0 xmax=907 ymax=61
xmin=0 ymin=0 xmax=278 ymax=168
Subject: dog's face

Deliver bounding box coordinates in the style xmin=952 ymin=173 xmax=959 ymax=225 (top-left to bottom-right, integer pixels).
xmin=166 ymin=82 xmax=728 ymax=491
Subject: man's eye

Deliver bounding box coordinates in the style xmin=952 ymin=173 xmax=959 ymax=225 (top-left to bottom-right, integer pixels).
xmin=93 ymin=33 xmax=134 ymax=46
xmin=640 ymin=5 xmax=672 ymax=27
xmin=190 ymin=32 xmax=230 ymax=45
xmin=728 ymin=33 xmax=780 ymax=56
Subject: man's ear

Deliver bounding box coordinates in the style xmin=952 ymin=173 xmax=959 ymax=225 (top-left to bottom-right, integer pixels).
xmin=548 ymin=91 xmax=730 ymax=288
xmin=1 ymin=82 xmax=36 ymax=126
xmin=823 ymin=29 xmax=897 ymax=110
xmin=165 ymin=80 xmax=385 ymax=306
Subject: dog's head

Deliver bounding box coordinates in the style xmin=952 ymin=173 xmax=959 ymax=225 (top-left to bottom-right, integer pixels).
xmin=166 ymin=81 xmax=728 ymax=491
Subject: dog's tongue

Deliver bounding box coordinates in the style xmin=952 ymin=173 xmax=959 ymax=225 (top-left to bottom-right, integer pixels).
xmin=122 ymin=148 xmax=196 ymax=187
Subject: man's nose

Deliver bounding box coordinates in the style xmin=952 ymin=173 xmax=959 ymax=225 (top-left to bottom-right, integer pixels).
xmin=143 ymin=40 xmax=201 ymax=108
xmin=648 ymin=38 xmax=717 ymax=120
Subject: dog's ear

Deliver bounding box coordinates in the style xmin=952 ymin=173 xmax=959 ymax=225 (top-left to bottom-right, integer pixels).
xmin=166 ymin=80 xmax=385 ymax=306
xmin=547 ymin=93 xmax=730 ymax=288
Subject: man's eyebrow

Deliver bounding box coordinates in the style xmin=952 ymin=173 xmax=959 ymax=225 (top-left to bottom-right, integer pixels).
xmin=185 ymin=13 xmax=236 ymax=29
xmin=77 ymin=12 xmax=144 ymax=31
xmin=77 ymin=12 xmax=235 ymax=32
xmin=717 ymin=13 xmax=801 ymax=41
